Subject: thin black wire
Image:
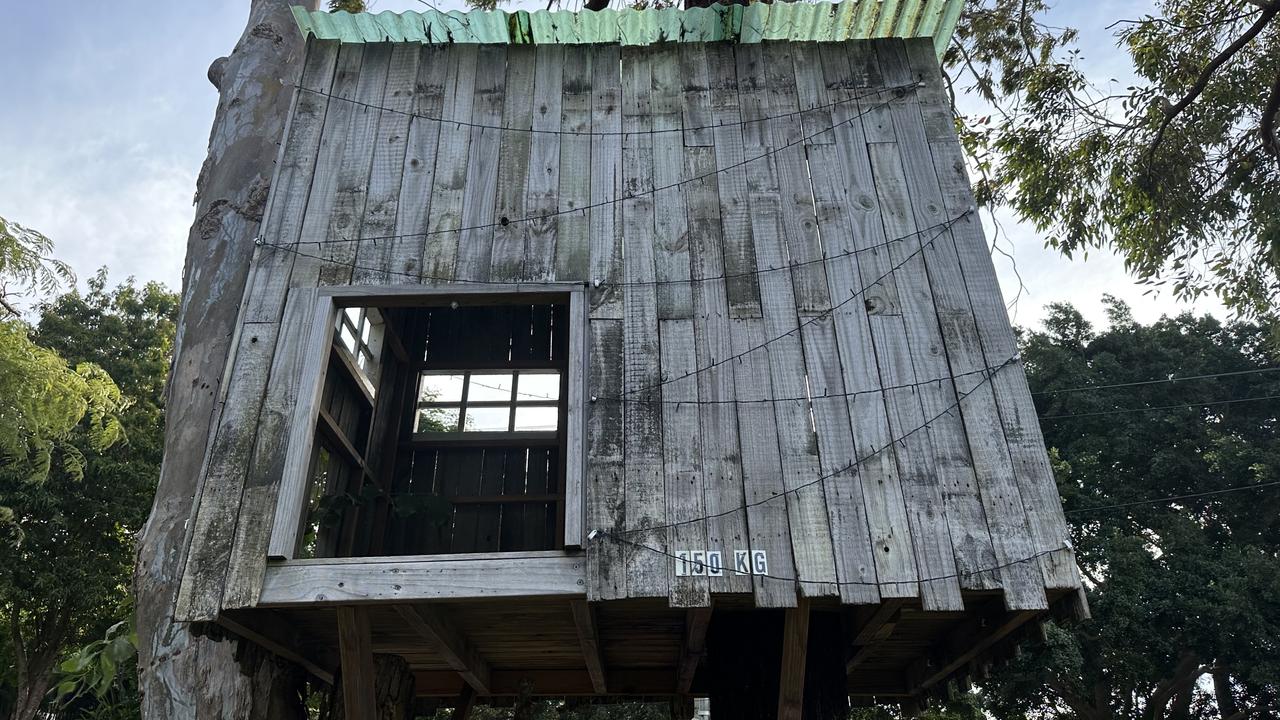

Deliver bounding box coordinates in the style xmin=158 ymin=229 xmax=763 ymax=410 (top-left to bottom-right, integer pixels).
xmin=1040 ymin=393 xmax=1280 ymax=420
xmin=599 ymin=531 xmax=1071 ymax=588
xmin=262 ymin=82 xmax=922 ymax=248
xmin=259 ymin=209 xmax=970 ymax=290
xmin=618 ymin=214 xmax=970 ymax=397
xmin=608 ymin=355 xmax=1023 ymax=538
xmin=291 ymin=80 xmax=913 ymax=138
xmin=1032 ymin=366 xmax=1280 ymax=396
xmin=1064 ymin=480 xmax=1280 ymax=515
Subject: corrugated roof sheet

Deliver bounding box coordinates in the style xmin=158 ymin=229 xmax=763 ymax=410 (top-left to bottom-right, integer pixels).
xmin=291 ymin=0 xmax=964 ymax=58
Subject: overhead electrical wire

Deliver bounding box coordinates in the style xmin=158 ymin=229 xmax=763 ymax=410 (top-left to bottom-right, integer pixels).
xmin=258 ymin=81 xmax=923 ymax=248
xmin=288 ymin=78 xmax=914 ymax=138
xmin=1032 ymin=366 xmax=1280 ymax=396
xmin=1039 ymin=393 xmax=1280 ymax=420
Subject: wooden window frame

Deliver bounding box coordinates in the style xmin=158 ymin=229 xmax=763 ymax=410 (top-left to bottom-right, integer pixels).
xmin=268 ymin=284 xmax=589 ymax=560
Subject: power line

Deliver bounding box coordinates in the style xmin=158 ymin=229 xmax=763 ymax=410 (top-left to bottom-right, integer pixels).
xmin=608 ymin=355 xmax=1022 ymax=537
xmin=260 ymin=82 xmax=922 ymax=248
xmin=1039 ymin=393 xmax=1280 ymax=420
xmin=1032 ymin=367 xmax=1280 ymax=396
xmin=291 ymin=80 xmax=915 ymax=138
xmin=259 ymin=210 xmax=970 ymax=289
xmin=1064 ymin=480 xmax=1280 ymax=515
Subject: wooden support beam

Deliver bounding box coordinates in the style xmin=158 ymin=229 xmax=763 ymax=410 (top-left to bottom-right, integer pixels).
xmin=218 ymin=610 xmax=336 ymax=685
xmin=675 ymin=606 xmax=713 ymax=695
xmin=777 ymin=597 xmax=811 ymax=720
xmin=845 ymin=600 xmax=905 ymax=674
xmin=412 ymin=669 xmax=676 ymax=697
xmin=337 ymin=606 xmax=377 ymax=720
xmin=394 ymin=604 xmax=492 ymax=695
xmin=450 ymin=685 xmax=476 ymax=720
xmin=916 ymin=610 xmax=1039 ymax=691
xmin=569 ymin=598 xmax=607 ymax=694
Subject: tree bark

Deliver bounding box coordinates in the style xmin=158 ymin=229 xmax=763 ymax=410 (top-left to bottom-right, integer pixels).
xmin=132 ymin=1 xmax=317 ymax=717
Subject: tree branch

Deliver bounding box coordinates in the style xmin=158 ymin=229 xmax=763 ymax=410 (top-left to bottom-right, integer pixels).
xmin=1260 ymin=68 xmax=1280 ymax=161
xmin=1147 ymin=4 xmax=1280 ymax=160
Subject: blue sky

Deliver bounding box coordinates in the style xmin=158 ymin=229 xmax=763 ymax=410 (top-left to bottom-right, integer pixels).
xmin=0 ymin=0 xmax=1224 ymax=329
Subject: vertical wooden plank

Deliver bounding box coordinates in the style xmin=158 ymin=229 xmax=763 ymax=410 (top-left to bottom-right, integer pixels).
xmin=650 ymin=44 xmax=693 ymax=320
xmin=706 ymin=43 xmax=761 ymax=319
xmin=589 ymin=45 xmax=623 ymax=319
xmin=563 ymin=291 xmax=588 ymax=549
xmin=586 ymin=319 xmax=626 ymax=600
xmin=798 ymin=316 xmax=882 ymax=606
xmin=620 ymin=46 xmax=667 ymax=599
xmin=317 ymin=43 xmax=393 ymax=287
xmin=734 ymin=44 xmax=769 ymax=152
xmin=384 ymin=44 xmax=449 ymax=284
xmin=768 ymin=43 xmax=830 ymax=313
xmin=175 ymin=321 xmax=281 ymax=621
xmin=351 ymin=43 xmax=419 ymax=284
xmin=555 ymin=46 xmax=592 ymax=282
xmin=745 ymin=196 xmax=838 ymax=599
xmin=807 ymin=44 xmax=920 ymax=603
xmin=878 ymin=39 xmax=1049 ymax=609
xmin=267 ymin=296 xmax=337 ymax=558
xmin=684 ymin=144 xmax=752 ymax=596
xmin=525 ymin=45 xmax=564 ymax=282
xmin=221 ymin=288 xmax=319 ymax=608
xmin=241 ymin=40 xmax=340 ymax=324
xmin=422 ymin=44 xmax=478 ymax=283
xmin=337 ymin=606 xmax=377 ymax=720
xmin=678 ymin=44 xmax=714 ymax=148
xmin=660 ymin=319 xmax=710 ymax=608
xmin=456 ymin=45 xmax=506 ymax=283
xmin=491 ymin=45 xmax=536 ymax=282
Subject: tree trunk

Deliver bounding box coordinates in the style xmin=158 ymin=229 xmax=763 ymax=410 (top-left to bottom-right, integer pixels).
xmin=132 ymin=1 xmax=317 ymax=717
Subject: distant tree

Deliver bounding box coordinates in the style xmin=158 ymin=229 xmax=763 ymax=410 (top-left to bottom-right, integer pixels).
xmin=0 ymin=271 xmax=176 ymax=720
xmin=328 ymin=0 xmax=366 ymax=12
xmin=979 ymin=299 xmax=1280 ymax=720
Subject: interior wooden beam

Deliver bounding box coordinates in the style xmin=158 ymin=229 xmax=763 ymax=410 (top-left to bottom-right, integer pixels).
xmin=569 ymin=598 xmax=607 ymax=694
xmin=395 ymin=604 xmax=493 ymax=695
xmin=412 ymin=669 xmax=676 ymax=697
xmin=916 ymin=609 xmax=1039 ymax=691
xmin=778 ymin=597 xmax=811 ymax=720
xmin=218 ymin=610 xmax=336 ymax=685
xmin=845 ymin=599 xmax=905 ymax=674
xmin=675 ymin=606 xmax=713 ymax=695
xmin=337 ymin=606 xmax=377 ymax=720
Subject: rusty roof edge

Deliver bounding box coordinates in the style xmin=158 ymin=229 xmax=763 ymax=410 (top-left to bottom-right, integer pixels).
xmin=291 ymin=0 xmax=964 ymax=58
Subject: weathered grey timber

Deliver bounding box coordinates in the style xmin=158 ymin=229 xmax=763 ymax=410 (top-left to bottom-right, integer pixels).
xmin=133 ymin=1 xmax=317 ymax=718
xmin=172 ymin=36 xmax=1083 ymax=622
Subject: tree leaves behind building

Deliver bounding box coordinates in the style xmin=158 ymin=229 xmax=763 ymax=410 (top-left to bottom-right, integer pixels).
xmin=0 ymin=270 xmax=177 ymax=720
xmin=985 ymin=298 xmax=1280 ymax=720
xmin=950 ymin=0 xmax=1280 ymax=324
xmin=329 ymin=0 xmax=366 ymax=13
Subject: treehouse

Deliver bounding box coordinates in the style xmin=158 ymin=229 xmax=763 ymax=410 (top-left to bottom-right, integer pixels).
xmin=173 ymin=1 xmax=1087 ymax=717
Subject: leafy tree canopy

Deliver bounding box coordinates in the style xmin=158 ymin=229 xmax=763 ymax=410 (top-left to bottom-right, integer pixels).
xmin=980 ymin=299 xmax=1280 ymax=720
xmin=0 ymin=215 xmax=73 ymax=318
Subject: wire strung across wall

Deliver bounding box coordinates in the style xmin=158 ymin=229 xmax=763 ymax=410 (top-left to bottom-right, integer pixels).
xmin=259 ymin=82 xmax=923 ymax=248
xmin=289 ymin=79 xmax=918 ymax=138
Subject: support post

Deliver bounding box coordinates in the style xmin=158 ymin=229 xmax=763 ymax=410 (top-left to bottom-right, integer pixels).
xmin=450 ymin=685 xmax=476 ymax=720
xmin=337 ymin=607 xmax=377 ymax=720
xmin=778 ymin=598 xmax=811 ymax=720
xmin=569 ymin=598 xmax=608 ymax=694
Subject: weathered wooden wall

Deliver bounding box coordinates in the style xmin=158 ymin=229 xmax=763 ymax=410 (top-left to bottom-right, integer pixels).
xmin=175 ymin=36 xmax=1080 ymax=621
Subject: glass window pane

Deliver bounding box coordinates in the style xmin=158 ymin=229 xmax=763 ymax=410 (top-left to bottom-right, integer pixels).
xmin=468 ymin=374 xmax=514 ymax=402
xmin=360 ymin=318 xmax=372 ymax=343
xmin=420 ymin=374 xmax=464 ymax=403
xmin=514 ymin=406 xmax=559 ymax=432
xmin=338 ymin=324 xmax=357 ymax=355
xmin=464 ymin=406 xmax=511 ymax=432
xmin=517 ymin=372 xmax=560 ymax=401
xmin=417 ymin=407 xmax=459 ymax=433
xmin=344 ymin=307 xmax=361 ymax=325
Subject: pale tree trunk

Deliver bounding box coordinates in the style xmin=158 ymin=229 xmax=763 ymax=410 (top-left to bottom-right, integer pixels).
xmin=133 ymin=1 xmax=318 ymax=717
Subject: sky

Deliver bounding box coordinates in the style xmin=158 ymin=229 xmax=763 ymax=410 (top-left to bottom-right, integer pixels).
xmin=0 ymin=0 xmax=1226 ymax=331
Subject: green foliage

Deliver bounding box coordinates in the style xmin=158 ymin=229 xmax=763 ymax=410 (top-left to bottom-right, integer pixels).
xmin=328 ymin=0 xmax=366 ymax=12
xmin=950 ymin=1 xmax=1280 ymax=324
xmin=980 ymin=299 xmax=1280 ymax=720
xmin=53 ymin=619 xmax=137 ymax=708
xmin=0 ymin=270 xmax=176 ymax=720
xmin=0 ymin=215 xmax=74 ymax=315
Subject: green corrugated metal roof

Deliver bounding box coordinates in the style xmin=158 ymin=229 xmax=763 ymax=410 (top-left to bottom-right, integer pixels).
xmin=291 ymin=0 xmax=964 ymax=58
